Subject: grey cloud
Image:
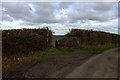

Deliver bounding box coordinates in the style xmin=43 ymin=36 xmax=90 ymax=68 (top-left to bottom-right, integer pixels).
xmin=67 ymin=2 xmax=117 ymax=22
xmin=58 ymin=2 xmax=75 ymax=9
xmin=93 ymin=2 xmax=115 ymax=11
xmin=2 ymin=14 xmax=13 ymax=22
xmin=29 ymin=2 xmax=69 ymax=23
xmin=2 ymin=2 xmax=31 ymax=21
xmin=2 ymin=2 xmax=117 ymax=25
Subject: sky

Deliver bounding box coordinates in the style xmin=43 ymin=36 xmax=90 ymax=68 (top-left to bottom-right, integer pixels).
xmin=1 ymin=2 xmax=119 ymax=35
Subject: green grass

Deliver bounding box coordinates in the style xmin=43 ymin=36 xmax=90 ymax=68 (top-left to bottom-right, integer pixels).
xmin=28 ymin=48 xmax=60 ymax=58
xmin=28 ymin=47 xmax=75 ymax=59
xmin=77 ymin=44 xmax=120 ymax=50
xmin=58 ymin=47 xmax=75 ymax=53
xmin=3 ymin=47 xmax=76 ymax=71
xmin=3 ymin=43 xmax=119 ymax=72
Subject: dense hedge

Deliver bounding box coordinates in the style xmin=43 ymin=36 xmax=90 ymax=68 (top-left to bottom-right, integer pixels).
xmin=58 ymin=29 xmax=120 ymax=47
xmin=2 ymin=29 xmax=52 ymax=54
xmin=58 ymin=37 xmax=78 ymax=47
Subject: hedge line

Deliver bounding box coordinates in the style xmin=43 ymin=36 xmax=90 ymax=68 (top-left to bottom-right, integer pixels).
xmin=58 ymin=29 xmax=120 ymax=47
xmin=2 ymin=29 xmax=52 ymax=54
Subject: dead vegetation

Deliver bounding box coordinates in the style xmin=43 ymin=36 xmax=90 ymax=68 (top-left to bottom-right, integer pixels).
xmin=58 ymin=29 xmax=120 ymax=47
xmin=2 ymin=28 xmax=52 ymax=69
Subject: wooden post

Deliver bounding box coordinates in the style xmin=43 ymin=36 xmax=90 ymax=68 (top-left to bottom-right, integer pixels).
xmin=46 ymin=27 xmax=49 ymax=47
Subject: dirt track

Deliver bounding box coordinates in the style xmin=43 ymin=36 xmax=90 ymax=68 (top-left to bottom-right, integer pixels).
xmin=65 ymin=48 xmax=119 ymax=78
xmin=2 ymin=48 xmax=119 ymax=78
xmin=3 ymin=50 xmax=101 ymax=78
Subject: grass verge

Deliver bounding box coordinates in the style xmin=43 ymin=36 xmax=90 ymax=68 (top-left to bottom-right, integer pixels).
xmin=77 ymin=44 xmax=120 ymax=50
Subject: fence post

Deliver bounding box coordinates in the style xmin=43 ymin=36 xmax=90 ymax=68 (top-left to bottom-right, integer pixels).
xmin=46 ymin=27 xmax=49 ymax=47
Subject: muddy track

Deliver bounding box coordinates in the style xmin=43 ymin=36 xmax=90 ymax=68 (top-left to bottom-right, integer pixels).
xmin=65 ymin=48 xmax=119 ymax=78
xmin=3 ymin=50 xmax=102 ymax=78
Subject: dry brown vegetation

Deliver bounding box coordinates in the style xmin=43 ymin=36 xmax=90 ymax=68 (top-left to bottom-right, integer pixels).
xmin=2 ymin=28 xmax=53 ymax=70
xmin=58 ymin=29 xmax=120 ymax=47
xmin=2 ymin=28 xmax=52 ymax=56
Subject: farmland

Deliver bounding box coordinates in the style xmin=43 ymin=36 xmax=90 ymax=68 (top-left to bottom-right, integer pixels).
xmin=2 ymin=29 xmax=120 ymax=72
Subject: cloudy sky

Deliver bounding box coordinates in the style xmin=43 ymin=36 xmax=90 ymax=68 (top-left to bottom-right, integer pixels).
xmin=1 ymin=2 xmax=118 ymax=35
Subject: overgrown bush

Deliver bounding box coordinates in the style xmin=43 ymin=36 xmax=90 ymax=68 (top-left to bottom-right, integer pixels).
xmin=2 ymin=28 xmax=52 ymax=54
xmin=58 ymin=37 xmax=78 ymax=47
xmin=58 ymin=29 xmax=120 ymax=47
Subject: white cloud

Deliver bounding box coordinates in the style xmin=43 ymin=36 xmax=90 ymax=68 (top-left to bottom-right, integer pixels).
xmin=1 ymin=2 xmax=118 ymax=35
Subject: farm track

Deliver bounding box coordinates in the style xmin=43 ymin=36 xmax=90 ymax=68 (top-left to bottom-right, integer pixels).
xmin=66 ymin=47 xmax=119 ymax=78
xmin=2 ymin=48 xmax=119 ymax=78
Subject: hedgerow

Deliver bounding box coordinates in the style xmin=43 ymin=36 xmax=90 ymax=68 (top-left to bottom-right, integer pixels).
xmin=2 ymin=28 xmax=52 ymax=54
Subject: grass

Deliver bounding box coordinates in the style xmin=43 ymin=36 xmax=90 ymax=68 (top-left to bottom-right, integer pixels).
xmin=3 ymin=47 xmax=75 ymax=71
xmin=77 ymin=44 xmax=120 ymax=51
xmin=58 ymin=47 xmax=75 ymax=53
xmin=3 ymin=43 xmax=120 ymax=72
